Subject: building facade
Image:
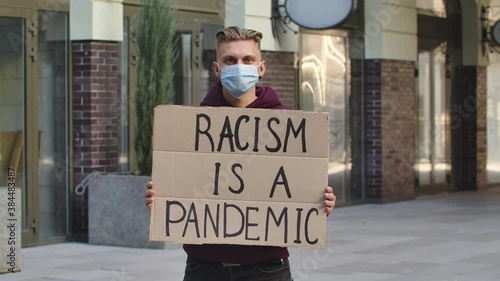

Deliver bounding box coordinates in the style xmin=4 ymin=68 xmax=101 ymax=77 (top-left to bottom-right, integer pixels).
xmin=0 ymin=0 xmax=499 ymax=246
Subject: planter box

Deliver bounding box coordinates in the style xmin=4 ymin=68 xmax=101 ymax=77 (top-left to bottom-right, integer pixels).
xmin=88 ymin=175 xmax=178 ymax=249
xmin=0 ymin=187 xmax=21 ymax=274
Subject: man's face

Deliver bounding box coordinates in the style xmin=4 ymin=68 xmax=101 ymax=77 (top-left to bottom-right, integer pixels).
xmin=212 ymin=39 xmax=266 ymax=77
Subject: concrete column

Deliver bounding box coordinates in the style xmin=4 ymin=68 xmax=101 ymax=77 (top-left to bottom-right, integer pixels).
xmin=70 ymin=0 xmax=123 ymax=42
xmin=364 ymin=0 xmax=417 ymax=61
xmin=460 ymin=0 xmax=490 ymax=66
xmin=225 ymin=0 xmax=299 ymax=52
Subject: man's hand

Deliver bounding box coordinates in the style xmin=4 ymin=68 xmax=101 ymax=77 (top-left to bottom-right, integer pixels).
xmin=145 ymin=181 xmax=155 ymax=209
xmin=325 ymin=186 xmax=336 ymax=216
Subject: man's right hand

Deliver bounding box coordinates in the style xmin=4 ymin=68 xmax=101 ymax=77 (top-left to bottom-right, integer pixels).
xmin=145 ymin=181 xmax=155 ymax=209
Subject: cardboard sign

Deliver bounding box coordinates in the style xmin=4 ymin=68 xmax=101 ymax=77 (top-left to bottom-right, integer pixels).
xmin=150 ymin=105 xmax=330 ymax=249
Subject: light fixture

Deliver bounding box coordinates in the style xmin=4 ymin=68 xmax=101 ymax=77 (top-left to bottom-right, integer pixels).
xmin=271 ymin=0 xmax=356 ymax=39
xmin=480 ymin=5 xmax=500 ymax=54
xmin=493 ymin=20 xmax=500 ymax=46
xmin=271 ymin=0 xmax=298 ymax=39
xmin=285 ymin=0 xmax=355 ymax=30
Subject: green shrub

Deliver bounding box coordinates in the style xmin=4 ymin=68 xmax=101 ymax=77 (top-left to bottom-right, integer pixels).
xmin=135 ymin=0 xmax=178 ymax=175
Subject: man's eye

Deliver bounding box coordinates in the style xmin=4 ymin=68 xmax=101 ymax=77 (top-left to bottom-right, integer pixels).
xmin=244 ymin=58 xmax=253 ymax=63
xmin=226 ymin=58 xmax=235 ymax=64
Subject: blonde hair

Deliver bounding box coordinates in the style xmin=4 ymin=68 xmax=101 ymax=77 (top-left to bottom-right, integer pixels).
xmin=216 ymin=26 xmax=263 ymax=50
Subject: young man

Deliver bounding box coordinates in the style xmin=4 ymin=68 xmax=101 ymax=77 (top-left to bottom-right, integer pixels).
xmin=145 ymin=26 xmax=336 ymax=281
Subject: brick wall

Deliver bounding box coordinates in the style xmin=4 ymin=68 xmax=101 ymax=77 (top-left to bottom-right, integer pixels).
xmin=363 ymin=59 xmax=416 ymax=202
xmin=380 ymin=60 xmax=416 ymax=200
xmin=258 ymin=51 xmax=296 ymax=109
xmin=477 ymin=66 xmax=487 ymax=188
xmin=72 ymin=41 xmax=120 ymax=239
xmin=364 ymin=60 xmax=383 ymax=199
xmin=350 ymin=59 xmax=364 ymax=201
xmin=461 ymin=66 xmax=487 ymax=190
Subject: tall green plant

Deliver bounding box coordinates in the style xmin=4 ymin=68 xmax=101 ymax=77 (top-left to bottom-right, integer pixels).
xmin=135 ymin=0 xmax=178 ymax=175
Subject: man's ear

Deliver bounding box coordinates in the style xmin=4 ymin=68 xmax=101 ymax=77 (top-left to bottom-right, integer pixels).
xmin=258 ymin=60 xmax=267 ymax=78
xmin=212 ymin=61 xmax=221 ymax=78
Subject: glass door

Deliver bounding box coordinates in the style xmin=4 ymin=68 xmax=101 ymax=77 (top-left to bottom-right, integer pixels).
xmin=487 ymin=53 xmax=500 ymax=183
xmin=300 ymin=31 xmax=351 ymax=203
xmin=0 ymin=7 xmax=70 ymax=245
xmin=174 ymin=13 xmax=223 ymax=106
xmin=36 ymin=10 xmax=70 ymax=241
xmin=123 ymin=6 xmax=138 ymax=172
xmin=173 ymin=28 xmax=194 ymax=105
xmin=199 ymin=24 xmax=223 ymax=103
xmin=0 ymin=10 xmax=35 ymax=245
xmin=416 ymin=42 xmax=451 ymax=194
xmin=172 ymin=21 xmax=222 ymax=106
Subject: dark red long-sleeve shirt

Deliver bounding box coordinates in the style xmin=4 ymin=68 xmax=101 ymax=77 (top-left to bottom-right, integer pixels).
xmin=183 ymin=81 xmax=289 ymax=264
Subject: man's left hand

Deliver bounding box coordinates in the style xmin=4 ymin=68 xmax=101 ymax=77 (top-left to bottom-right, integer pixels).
xmin=325 ymin=186 xmax=336 ymax=216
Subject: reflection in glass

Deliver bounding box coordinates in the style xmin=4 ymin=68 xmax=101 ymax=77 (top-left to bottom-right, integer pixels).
xmin=37 ymin=11 xmax=69 ymax=239
xmin=417 ymin=51 xmax=431 ymax=186
xmin=417 ymin=0 xmax=447 ymax=18
xmin=173 ymin=32 xmax=193 ymax=105
xmin=0 ymin=17 xmax=26 ymax=229
xmin=432 ymin=49 xmax=448 ymax=183
xmin=118 ymin=17 xmax=129 ymax=172
xmin=416 ymin=43 xmax=450 ymax=187
xmin=201 ymin=24 xmax=223 ymax=102
xmin=487 ymin=53 xmax=500 ymax=183
xmin=301 ymin=33 xmax=349 ymax=202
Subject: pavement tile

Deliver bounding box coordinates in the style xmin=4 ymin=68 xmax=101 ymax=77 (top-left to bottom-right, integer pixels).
xmin=463 ymin=231 xmax=500 ymax=242
xmin=457 ymin=264 xmax=500 ymax=280
xmin=1 ymin=187 xmax=499 ymax=281
xmin=458 ymin=251 xmax=500 ymax=265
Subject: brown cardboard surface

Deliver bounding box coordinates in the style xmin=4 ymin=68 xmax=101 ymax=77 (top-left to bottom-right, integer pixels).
xmin=152 ymin=151 xmax=328 ymax=203
xmin=150 ymin=105 xmax=329 ymax=249
xmin=153 ymin=105 xmax=329 ymax=157
xmin=150 ymin=198 xmax=326 ymax=248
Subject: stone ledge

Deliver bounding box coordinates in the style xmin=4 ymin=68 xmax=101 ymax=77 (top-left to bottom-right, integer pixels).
xmin=88 ymin=175 xmax=179 ymax=249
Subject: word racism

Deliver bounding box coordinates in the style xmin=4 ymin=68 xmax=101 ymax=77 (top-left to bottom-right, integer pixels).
xmin=150 ymin=106 xmax=329 ymax=248
xmin=195 ymin=113 xmax=307 ymax=153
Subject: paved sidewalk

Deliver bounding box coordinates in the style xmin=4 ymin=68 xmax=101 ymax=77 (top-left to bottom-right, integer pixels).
xmin=3 ymin=187 xmax=500 ymax=281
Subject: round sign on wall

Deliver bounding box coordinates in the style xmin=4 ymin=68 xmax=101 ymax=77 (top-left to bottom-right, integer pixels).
xmin=285 ymin=0 xmax=355 ymax=30
xmin=493 ymin=20 xmax=500 ymax=45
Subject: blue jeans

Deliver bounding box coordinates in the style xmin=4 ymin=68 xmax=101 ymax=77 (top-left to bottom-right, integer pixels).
xmin=182 ymin=256 xmax=293 ymax=281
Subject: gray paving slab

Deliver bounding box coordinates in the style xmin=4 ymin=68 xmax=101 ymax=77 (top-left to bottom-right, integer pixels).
xmin=1 ymin=187 xmax=500 ymax=281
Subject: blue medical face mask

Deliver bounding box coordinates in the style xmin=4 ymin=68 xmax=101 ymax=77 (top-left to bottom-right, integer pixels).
xmin=218 ymin=63 xmax=261 ymax=99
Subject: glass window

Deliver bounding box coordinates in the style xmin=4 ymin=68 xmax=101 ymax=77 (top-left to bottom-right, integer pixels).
xmin=417 ymin=0 xmax=447 ymax=18
xmin=37 ymin=11 xmax=70 ymax=239
xmin=300 ymin=33 xmax=349 ymax=203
